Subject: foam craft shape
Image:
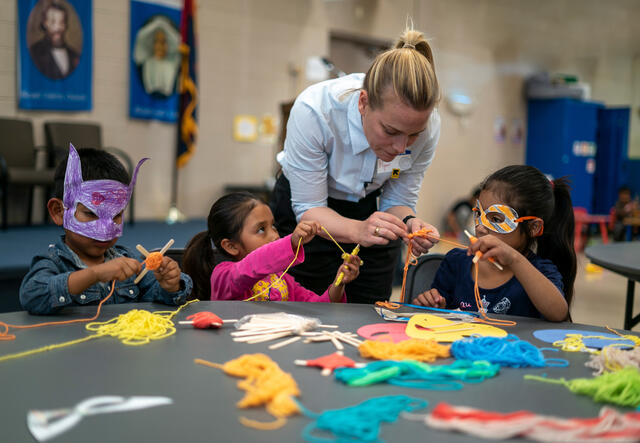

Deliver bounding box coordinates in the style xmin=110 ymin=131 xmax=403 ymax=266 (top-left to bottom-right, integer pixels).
xmin=533 ymin=329 xmax=636 ymax=349
xmin=357 ymin=323 xmax=411 ymax=343
xmin=406 ymin=314 xmax=507 ymax=342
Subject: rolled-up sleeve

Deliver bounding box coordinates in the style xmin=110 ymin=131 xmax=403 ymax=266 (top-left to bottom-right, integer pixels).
xmin=282 ymin=101 xmax=330 ymax=221
xmin=379 ymin=111 xmax=441 ymax=212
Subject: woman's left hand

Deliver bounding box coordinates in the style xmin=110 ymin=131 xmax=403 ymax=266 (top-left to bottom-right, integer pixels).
xmin=406 ymin=218 xmax=439 ymax=255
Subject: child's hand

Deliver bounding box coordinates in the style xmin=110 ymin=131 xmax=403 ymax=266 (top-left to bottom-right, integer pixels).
xmin=334 ymin=254 xmax=361 ymax=286
xmin=412 ymin=288 xmax=446 ymax=308
xmin=93 ymin=257 xmax=142 ymax=282
xmin=467 ymin=234 xmax=521 ymax=267
xmin=291 ymin=221 xmax=321 ymax=249
xmin=153 ymin=256 xmax=181 ymax=293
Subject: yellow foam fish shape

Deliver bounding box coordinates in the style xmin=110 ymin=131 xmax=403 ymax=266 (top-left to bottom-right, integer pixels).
xmin=406 ymin=313 xmax=507 ymax=342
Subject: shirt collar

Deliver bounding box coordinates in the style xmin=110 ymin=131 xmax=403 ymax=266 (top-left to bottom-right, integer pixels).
xmin=55 ymin=235 xmax=121 ymax=268
xmin=346 ymin=90 xmax=370 ymax=155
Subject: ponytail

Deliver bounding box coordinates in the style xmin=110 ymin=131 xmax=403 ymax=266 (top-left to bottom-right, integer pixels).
xmin=183 ymin=231 xmax=216 ymax=301
xmin=536 ymin=177 xmax=576 ymax=310
xmin=363 ymin=26 xmax=439 ymax=111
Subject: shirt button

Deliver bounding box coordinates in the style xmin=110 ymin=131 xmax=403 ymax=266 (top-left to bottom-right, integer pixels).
xmin=59 ymin=296 xmax=65 ymax=302
xmin=80 ymin=294 xmax=86 ymax=300
xmin=129 ymin=289 xmax=134 ymax=295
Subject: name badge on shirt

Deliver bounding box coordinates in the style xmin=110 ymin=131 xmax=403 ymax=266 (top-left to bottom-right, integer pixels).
xmin=377 ymin=150 xmax=412 ymax=176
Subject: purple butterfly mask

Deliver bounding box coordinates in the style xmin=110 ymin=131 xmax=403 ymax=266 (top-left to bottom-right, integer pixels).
xmin=63 ymin=144 xmax=148 ymax=241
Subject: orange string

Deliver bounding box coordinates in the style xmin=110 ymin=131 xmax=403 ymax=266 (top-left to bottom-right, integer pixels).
xmin=0 ymin=280 xmax=117 ymax=341
xmin=399 ymin=228 xmax=515 ymax=327
xmin=144 ymin=252 xmax=163 ymax=271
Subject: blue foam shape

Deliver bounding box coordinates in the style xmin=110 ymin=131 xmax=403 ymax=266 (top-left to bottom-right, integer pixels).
xmin=533 ymin=329 xmax=636 ymax=350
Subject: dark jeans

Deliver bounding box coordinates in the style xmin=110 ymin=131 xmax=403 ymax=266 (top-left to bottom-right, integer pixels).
xmin=271 ymin=174 xmax=401 ymax=304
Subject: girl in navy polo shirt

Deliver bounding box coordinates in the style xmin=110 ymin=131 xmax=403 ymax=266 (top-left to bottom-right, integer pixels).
xmin=414 ymin=165 xmax=576 ymax=321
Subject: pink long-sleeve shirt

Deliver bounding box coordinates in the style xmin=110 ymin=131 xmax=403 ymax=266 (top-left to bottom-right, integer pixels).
xmin=210 ymin=235 xmax=346 ymax=302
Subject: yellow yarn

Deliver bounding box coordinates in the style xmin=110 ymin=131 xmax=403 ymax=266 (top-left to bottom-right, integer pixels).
xmin=358 ymin=339 xmax=451 ymax=362
xmin=0 ymin=300 xmax=198 ymax=363
xmin=553 ymin=327 xmax=640 ymax=355
xmin=195 ymin=353 xmax=300 ymax=430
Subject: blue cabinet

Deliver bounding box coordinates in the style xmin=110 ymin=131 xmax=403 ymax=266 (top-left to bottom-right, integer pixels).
xmin=526 ymin=99 xmax=630 ymax=213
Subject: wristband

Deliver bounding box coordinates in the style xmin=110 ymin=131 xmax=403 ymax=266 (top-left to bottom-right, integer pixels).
xmin=402 ymin=215 xmax=416 ymax=225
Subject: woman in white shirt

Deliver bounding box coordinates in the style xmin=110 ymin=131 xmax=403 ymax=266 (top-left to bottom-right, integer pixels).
xmin=272 ymin=27 xmax=442 ymax=303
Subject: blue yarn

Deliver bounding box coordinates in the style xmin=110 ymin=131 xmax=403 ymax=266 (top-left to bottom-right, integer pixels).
xmin=295 ymin=395 xmax=427 ymax=443
xmin=450 ymin=334 xmax=569 ymax=368
xmin=334 ymin=360 xmax=500 ymax=390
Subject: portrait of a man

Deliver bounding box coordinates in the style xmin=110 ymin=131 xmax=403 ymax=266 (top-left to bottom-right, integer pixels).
xmin=27 ymin=0 xmax=83 ymax=80
xmin=133 ymin=16 xmax=180 ymax=97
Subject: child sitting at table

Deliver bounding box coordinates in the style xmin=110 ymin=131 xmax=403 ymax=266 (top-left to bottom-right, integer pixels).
xmin=413 ymin=165 xmax=575 ymax=321
xmin=19 ymin=145 xmax=192 ymax=315
xmin=183 ymin=192 xmax=359 ymax=302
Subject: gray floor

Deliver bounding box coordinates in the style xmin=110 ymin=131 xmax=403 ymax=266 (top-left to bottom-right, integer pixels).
xmin=393 ymin=238 xmax=638 ymax=332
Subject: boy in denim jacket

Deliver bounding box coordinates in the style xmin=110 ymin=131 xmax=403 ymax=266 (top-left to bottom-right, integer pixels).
xmin=20 ymin=145 xmax=192 ymax=314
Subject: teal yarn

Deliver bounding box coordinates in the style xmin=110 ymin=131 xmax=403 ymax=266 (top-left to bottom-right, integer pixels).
xmin=334 ymin=360 xmax=500 ymax=390
xmin=450 ymin=334 xmax=569 ymax=368
xmin=296 ymin=395 xmax=427 ymax=442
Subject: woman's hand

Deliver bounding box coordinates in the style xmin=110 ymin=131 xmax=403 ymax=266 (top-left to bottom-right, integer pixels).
xmin=358 ymin=211 xmax=408 ymax=246
xmin=291 ymin=220 xmax=321 ymax=249
xmin=412 ymin=288 xmax=446 ymax=308
xmin=406 ymin=218 xmax=439 ymax=255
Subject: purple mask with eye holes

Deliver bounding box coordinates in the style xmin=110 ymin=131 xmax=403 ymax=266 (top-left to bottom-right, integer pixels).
xmin=63 ymin=144 xmax=148 ymax=241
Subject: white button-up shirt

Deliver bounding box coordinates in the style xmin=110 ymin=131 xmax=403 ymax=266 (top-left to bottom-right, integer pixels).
xmin=277 ymin=73 xmax=441 ymax=221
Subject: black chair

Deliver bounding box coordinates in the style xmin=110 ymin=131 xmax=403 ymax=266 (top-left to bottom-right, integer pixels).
xmin=404 ymin=253 xmax=445 ymax=303
xmin=151 ymin=248 xmax=185 ymax=269
xmin=44 ymin=121 xmax=137 ymax=224
xmin=0 ymin=118 xmax=56 ymax=230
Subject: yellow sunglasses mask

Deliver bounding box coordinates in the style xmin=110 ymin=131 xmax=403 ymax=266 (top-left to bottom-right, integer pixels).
xmin=473 ymin=200 xmax=543 ymax=236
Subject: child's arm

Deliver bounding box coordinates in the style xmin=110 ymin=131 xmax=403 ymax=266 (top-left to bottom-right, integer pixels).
xmin=412 ymin=251 xmax=457 ymax=308
xmin=19 ymin=256 xmax=141 ymax=315
xmin=468 ymin=235 xmax=568 ymax=321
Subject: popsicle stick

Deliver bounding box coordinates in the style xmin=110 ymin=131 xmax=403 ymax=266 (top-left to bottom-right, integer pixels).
xmin=159 ymin=239 xmax=175 ymax=255
xmin=133 ymin=267 xmax=150 ymax=284
xmin=136 ymin=244 xmax=151 ymax=257
xmin=268 ymin=336 xmax=301 ymax=350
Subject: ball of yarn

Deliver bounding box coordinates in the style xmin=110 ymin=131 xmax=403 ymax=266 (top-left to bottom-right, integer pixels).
xmin=186 ymin=312 xmax=223 ymax=329
xmin=297 ymin=395 xmax=427 ymax=442
xmin=450 ymin=334 xmax=568 ymax=368
xmin=359 ymin=339 xmax=451 ymax=362
xmin=144 ymin=252 xmax=164 ymax=270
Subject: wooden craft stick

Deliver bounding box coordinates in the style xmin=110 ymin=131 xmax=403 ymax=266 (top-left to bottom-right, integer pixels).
xmin=464 ymin=230 xmax=504 ymax=271
xmin=136 ymin=244 xmax=151 ymax=257
xmin=159 ymin=239 xmax=175 ymax=255
xmin=268 ymin=336 xmax=301 ymax=350
xmin=329 ymin=334 xmax=344 ymax=351
xmin=133 ymin=267 xmax=150 ymax=284
xmin=318 ymin=324 xmax=339 ymax=328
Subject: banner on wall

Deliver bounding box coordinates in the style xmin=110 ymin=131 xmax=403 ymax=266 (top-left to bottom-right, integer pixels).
xmin=17 ymin=0 xmax=93 ymax=111
xmin=129 ymin=0 xmax=182 ymax=122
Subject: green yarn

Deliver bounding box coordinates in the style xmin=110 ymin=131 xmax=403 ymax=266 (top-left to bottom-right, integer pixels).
xmin=525 ymin=366 xmax=640 ymax=407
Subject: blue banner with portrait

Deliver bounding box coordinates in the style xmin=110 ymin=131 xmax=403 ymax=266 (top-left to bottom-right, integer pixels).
xmin=17 ymin=0 xmax=92 ymax=111
xmin=129 ymin=0 xmax=181 ymax=122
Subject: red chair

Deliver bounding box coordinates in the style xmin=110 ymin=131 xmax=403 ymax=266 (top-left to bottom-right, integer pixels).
xmin=573 ymin=207 xmax=609 ymax=252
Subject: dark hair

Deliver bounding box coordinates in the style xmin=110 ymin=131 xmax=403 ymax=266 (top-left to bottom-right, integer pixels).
xmin=618 ymin=185 xmax=631 ymax=195
xmin=480 ymin=165 xmax=576 ymax=313
xmin=183 ymin=192 xmax=261 ymax=301
xmin=53 ymin=147 xmax=130 ymax=199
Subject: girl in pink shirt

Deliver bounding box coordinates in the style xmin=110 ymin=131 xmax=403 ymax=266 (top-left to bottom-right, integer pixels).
xmin=183 ymin=192 xmax=360 ymax=302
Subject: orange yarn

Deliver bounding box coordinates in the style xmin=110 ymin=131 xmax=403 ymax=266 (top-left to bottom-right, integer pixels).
xmin=195 ymin=354 xmax=301 ymax=430
xmin=144 ymin=252 xmax=164 ymax=271
xmin=0 ymin=281 xmax=116 ymax=341
xmin=400 ymin=228 xmax=516 ymax=327
xmin=359 ymin=339 xmax=451 ymax=362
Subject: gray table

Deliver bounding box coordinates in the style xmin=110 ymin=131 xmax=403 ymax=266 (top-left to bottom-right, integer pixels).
xmin=0 ymin=301 xmax=635 ymax=442
xmin=586 ymin=242 xmax=640 ymax=330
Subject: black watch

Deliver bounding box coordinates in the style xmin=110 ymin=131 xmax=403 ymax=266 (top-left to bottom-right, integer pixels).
xmin=402 ymin=215 xmax=416 ymax=225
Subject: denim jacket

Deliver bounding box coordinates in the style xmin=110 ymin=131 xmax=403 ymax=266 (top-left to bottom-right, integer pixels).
xmin=20 ymin=236 xmax=193 ymax=315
